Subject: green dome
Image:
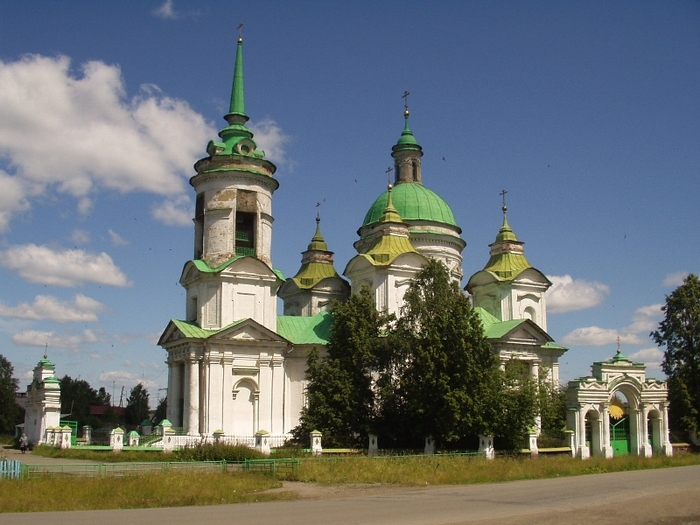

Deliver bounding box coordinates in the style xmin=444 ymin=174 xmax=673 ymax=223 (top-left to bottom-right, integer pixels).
xmin=362 ymin=183 xmax=458 ymax=227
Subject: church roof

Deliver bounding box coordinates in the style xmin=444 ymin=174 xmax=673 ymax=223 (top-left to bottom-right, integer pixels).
xmin=287 ymin=218 xmax=346 ymax=290
xmin=362 ymin=183 xmax=458 ymax=228
xmin=163 ymin=314 xmax=332 ymax=346
xmin=191 ymin=257 xmax=285 ymax=281
xmin=480 ymin=210 xmax=533 ymax=281
xmin=277 ymin=312 xmax=333 ymax=345
xmin=353 ymin=188 xmax=422 ymax=267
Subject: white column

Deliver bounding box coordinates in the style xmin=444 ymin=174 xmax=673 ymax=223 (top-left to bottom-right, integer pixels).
xmin=662 ymin=403 xmax=674 ymax=456
xmin=257 ymin=354 xmax=272 ymax=432
xmin=200 ymin=355 xmax=209 ymax=435
xmin=166 ymin=359 xmax=174 ymax=423
xmin=170 ymin=363 xmax=183 ymax=427
xmin=270 ymin=356 xmax=284 ymax=435
xmin=578 ymin=409 xmax=590 ymax=459
xmin=185 ymin=358 xmax=200 ymax=436
xmin=640 ymin=406 xmax=652 ymax=457
xmin=601 ymin=405 xmax=613 ymax=458
xmin=221 ymin=355 xmax=233 ymax=434
xmin=207 ymin=354 xmax=223 ymax=434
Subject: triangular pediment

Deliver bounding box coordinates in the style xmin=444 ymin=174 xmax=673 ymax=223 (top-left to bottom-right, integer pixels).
xmin=490 ymin=318 xmax=553 ymax=346
xmin=211 ymin=318 xmax=289 ymax=344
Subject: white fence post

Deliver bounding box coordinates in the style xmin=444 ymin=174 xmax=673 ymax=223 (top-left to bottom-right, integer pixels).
xmin=479 ymin=434 xmax=495 ymax=460
xmin=310 ymin=430 xmax=322 ymax=456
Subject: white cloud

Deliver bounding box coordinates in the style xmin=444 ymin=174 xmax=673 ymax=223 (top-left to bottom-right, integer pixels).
xmin=99 ymin=370 xmax=160 ymax=390
xmin=13 ymin=329 xmax=99 ymax=349
xmin=560 ymin=303 xmax=663 ymax=347
xmin=152 ymin=0 xmax=178 ymax=19
xmin=0 ymin=244 xmax=131 ymax=287
xmin=0 ymin=170 xmax=31 ymax=231
xmin=71 ymin=229 xmax=90 ymax=245
xmin=0 ymin=294 xmax=106 ymax=322
xmin=663 ymin=272 xmax=689 ymax=287
xmin=108 ymin=229 xmax=130 ymax=246
xmin=561 ymin=327 xmax=644 ymax=347
xmin=250 ymin=118 xmax=290 ymax=168
xmin=628 ymin=347 xmax=664 ymax=371
xmin=545 ymin=275 xmax=609 ymax=314
xmin=625 ymin=304 xmax=663 ymax=334
xmin=0 ymin=54 xmax=214 ymax=230
xmin=151 ymin=194 xmax=192 ymax=226
xmin=89 ymin=352 xmax=112 ymax=361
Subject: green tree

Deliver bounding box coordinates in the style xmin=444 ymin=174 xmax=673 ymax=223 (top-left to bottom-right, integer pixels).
xmin=125 ymin=383 xmax=150 ymax=427
xmin=490 ymin=360 xmax=539 ymax=450
xmin=293 ymin=287 xmax=391 ymax=447
xmin=652 ymin=273 xmax=700 ymax=437
xmin=151 ymin=396 xmax=167 ymax=425
xmin=385 ymin=259 xmax=507 ymax=448
xmin=59 ymin=376 xmax=108 ymax=428
xmin=537 ymin=372 xmax=568 ymax=445
xmin=0 ymin=354 xmax=22 ymax=434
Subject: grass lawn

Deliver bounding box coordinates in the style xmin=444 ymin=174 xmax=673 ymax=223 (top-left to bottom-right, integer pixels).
xmin=3 ymin=449 xmax=699 ymax=513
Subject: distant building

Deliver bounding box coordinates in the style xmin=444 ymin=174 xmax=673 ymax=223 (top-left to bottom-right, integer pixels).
xmin=158 ymin=37 xmax=566 ymax=445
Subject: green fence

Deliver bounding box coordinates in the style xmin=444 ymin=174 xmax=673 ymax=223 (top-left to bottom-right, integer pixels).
xmin=19 ymin=458 xmax=299 ymax=480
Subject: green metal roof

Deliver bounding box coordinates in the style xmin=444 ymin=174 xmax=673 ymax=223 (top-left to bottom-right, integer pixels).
xmin=169 ymin=319 xmax=243 ymax=339
xmin=277 ymin=312 xmax=333 ymax=345
xmin=362 ymin=183 xmax=458 ymax=227
xmin=392 ymin=111 xmax=421 ymax=152
xmin=168 ymin=314 xmax=332 ymax=345
xmin=481 ymin=213 xmax=532 ymax=281
xmin=291 ymin=262 xmax=341 ymax=289
xmin=191 ymin=257 xmax=284 ymax=281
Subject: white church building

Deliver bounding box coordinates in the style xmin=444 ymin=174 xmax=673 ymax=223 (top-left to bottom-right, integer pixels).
xmin=158 ymin=36 xmax=572 ymax=446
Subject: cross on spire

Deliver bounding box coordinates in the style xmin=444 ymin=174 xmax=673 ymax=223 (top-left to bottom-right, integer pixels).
xmin=237 ymin=22 xmax=244 ymax=40
xmin=316 ymin=201 xmax=321 ymax=221
xmin=500 ymin=189 xmax=508 ymax=212
xmin=386 ymin=166 xmax=393 ymax=188
xmin=402 ymin=91 xmax=410 ymax=113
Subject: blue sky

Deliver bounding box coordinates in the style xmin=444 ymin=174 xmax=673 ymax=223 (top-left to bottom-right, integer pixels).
xmin=0 ymin=1 xmax=698 ymax=402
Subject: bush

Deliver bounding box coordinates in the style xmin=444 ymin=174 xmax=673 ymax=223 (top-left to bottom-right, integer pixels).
xmin=173 ymin=443 xmax=267 ymax=462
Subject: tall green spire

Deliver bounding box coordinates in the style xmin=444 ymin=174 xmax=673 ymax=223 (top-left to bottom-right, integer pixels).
xmin=206 ymin=36 xmax=265 ymax=159
xmin=228 ymin=37 xmax=246 ymax=119
xmin=307 ymin=216 xmax=329 ymax=252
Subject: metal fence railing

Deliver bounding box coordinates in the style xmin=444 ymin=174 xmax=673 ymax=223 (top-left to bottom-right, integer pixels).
xmin=18 ymin=458 xmax=300 ymax=480
xmin=0 ymin=460 xmax=22 ymax=480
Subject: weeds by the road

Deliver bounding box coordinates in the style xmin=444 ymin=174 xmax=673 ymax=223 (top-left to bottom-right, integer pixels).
xmin=297 ymin=452 xmax=700 ymax=485
xmin=0 ymin=471 xmax=293 ymax=512
xmin=30 ymin=443 xmax=267 ymax=463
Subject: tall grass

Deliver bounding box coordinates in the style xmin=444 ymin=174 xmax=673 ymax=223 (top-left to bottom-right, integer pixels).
xmin=30 ymin=443 xmax=268 ymax=463
xmin=298 ymin=452 xmax=700 ymax=485
xmin=0 ymin=471 xmax=293 ymax=513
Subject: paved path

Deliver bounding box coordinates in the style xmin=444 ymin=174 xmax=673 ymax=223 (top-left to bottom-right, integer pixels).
xmin=2 ymin=447 xmax=103 ymax=465
xmin=3 ymin=463 xmax=700 ymax=524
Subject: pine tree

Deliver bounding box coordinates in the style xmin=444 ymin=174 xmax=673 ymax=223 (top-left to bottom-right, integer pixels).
xmin=385 ymin=259 xmax=504 ymax=448
xmin=293 ymin=287 xmax=390 ymax=447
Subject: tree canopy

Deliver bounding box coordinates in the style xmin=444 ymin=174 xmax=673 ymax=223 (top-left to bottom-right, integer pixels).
xmin=293 ymin=287 xmax=391 ymax=447
xmin=0 ymin=354 xmax=22 ymax=434
xmin=297 ymin=259 xmax=538 ymax=450
xmin=126 ymin=383 xmax=150 ymax=426
xmin=652 ymin=273 xmax=700 ymax=436
xmin=59 ymin=375 xmax=111 ymax=428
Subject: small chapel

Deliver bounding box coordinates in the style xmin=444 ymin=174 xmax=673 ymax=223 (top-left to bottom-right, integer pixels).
xmin=157 ymin=36 xmax=569 ymax=446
